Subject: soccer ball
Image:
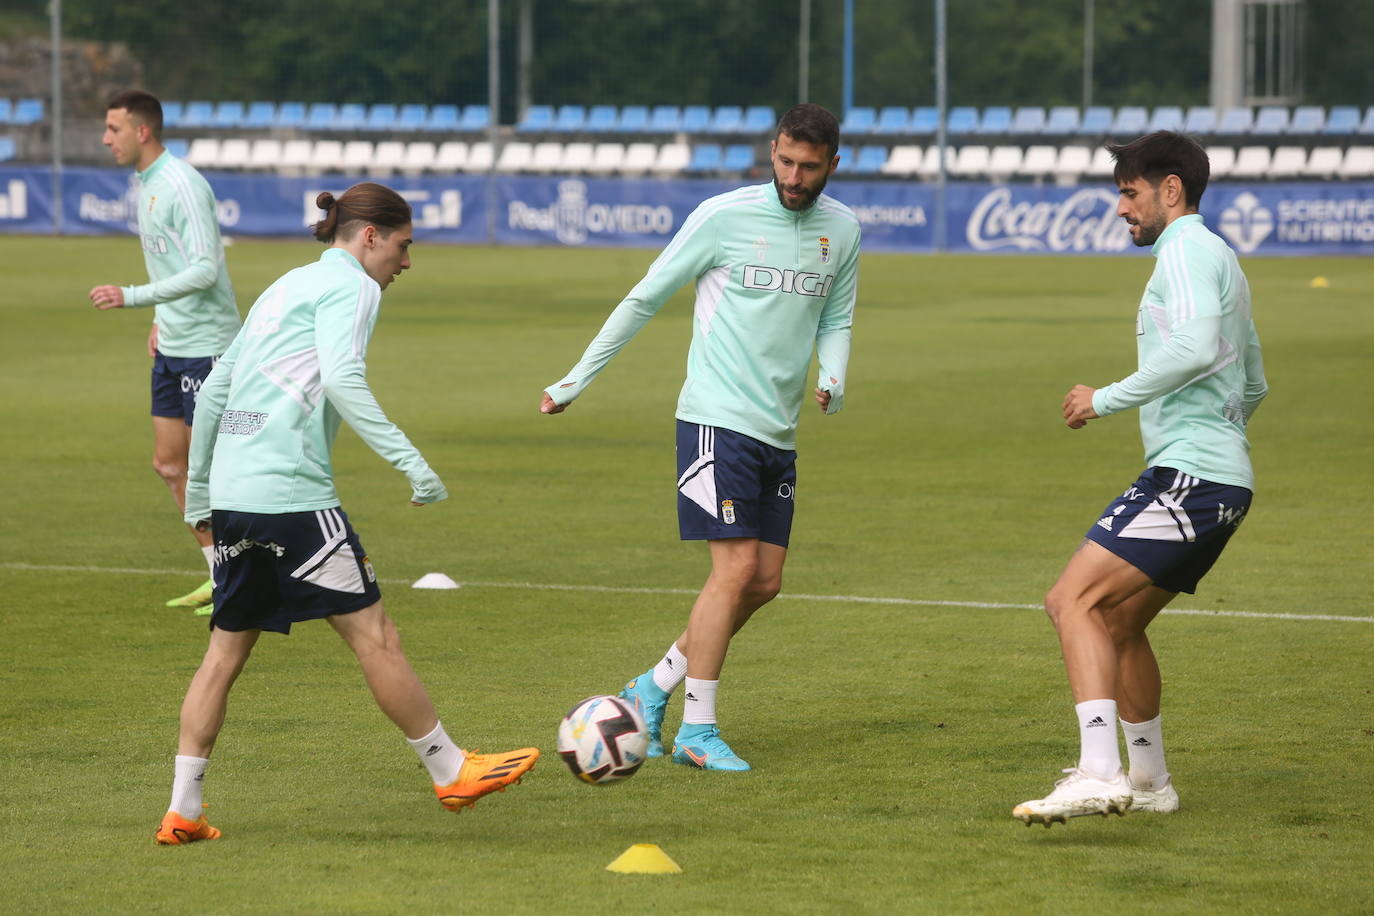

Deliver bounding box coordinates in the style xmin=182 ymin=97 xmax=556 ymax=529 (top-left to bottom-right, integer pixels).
xmin=557 ymin=694 xmax=648 ymax=785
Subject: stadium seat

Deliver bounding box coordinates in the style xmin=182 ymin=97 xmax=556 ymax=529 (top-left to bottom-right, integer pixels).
xmin=910 ymin=106 xmax=939 ymax=135
xmin=1086 ymin=146 xmax=1115 ymax=178
xmin=211 ymin=102 xmax=245 ymax=129
xmin=1288 ymin=106 xmax=1324 ymax=135
xmin=1228 ymin=146 xmax=1271 ymax=179
xmin=555 ymin=105 xmax=587 ymax=132
xmin=247 ymin=138 xmax=282 ymax=170
xmin=181 ymin=101 xmax=214 ymax=129
xmin=743 ymin=106 xmax=775 ymax=133
xmin=1252 ymin=106 xmax=1289 ymax=135
xmin=1338 ymin=146 xmax=1374 ymax=178
xmin=1205 ymin=146 xmax=1235 ymax=178
xmin=1215 ymin=107 xmax=1253 ymax=135
xmin=650 ymin=106 xmax=683 ymax=133
xmin=427 ymin=105 xmax=460 ymax=132
xmin=1266 ymin=146 xmax=1306 ymax=178
xmin=163 ymin=138 xmax=188 ymax=159
xmin=986 ymin=145 xmax=1023 ymax=180
xmin=0 ymin=99 xmax=12 ymax=124
xmin=431 ymin=141 xmax=466 ymax=172
xmin=1110 ymin=106 xmax=1149 ymax=136
xmin=1044 ymin=106 xmax=1080 ymax=135
xmin=1019 ymin=145 xmax=1058 ymax=179
xmin=13 ymin=97 xmax=42 ymax=125
xmin=978 ymin=106 xmax=1012 ymax=135
xmin=186 ymin=138 xmax=219 ymax=169
xmin=465 ymin=141 xmax=494 ymax=170
xmin=587 ymin=142 xmax=625 ymax=174
xmin=1011 ymin=106 xmax=1047 ymax=136
xmin=586 ymin=105 xmax=619 ymax=132
xmin=681 ymin=106 xmax=712 ymax=133
xmin=1359 ymin=107 xmax=1374 ymax=136
xmin=274 ymin=102 xmax=307 ymax=129
xmin=336 ymin=104 xmax=368 ymax=132
xmin=1053 ymin=146 xmax=1092 ymax=185
xmin=881 ymin=145 xmax=923 ymax=177
xmin=947 ymin=107 xmax=979 ymax=135
xmin=402 ymin=141 xmax=438 ymax=173
xmin=952 ymin=145 xmax=990 ymax=177
xmin=685 ymin=143 xmax=723 ymax=173
xmin=1303 ymin=146 xmax=1343 ymax=178
xmin=1078 ymin=106 xmax=1112 ymax=135
xmin=310 ymin=140 xmax=344 ymax=173
xmin=459 ymin=105 xmax=490 ymax=131
xmin=366 ymin=104 xmax=400 ymax=132
xmin=342 ymin=140 xmax=375 ymax=173
xmin=917 ymin=144 xmax=956 ymax=179
xmin=722 ymin=143 xmax=755 ymax=172
xmin=0 ymin=137 xmax=14 ymax=162
xmin=1184 ymin=106 xmax=1217 ymax=135
xmin=373 ymin=141 xmax=407 ymax=174
xmin=496 ymin=141 xmax=534 ymax=172
xmin=1322 ymin=106 xmax=1359 ymax=135
xmin=710 ymin=106 xmax=743 ymax=134
xmin=841 ymin=107 xmax=876 ymax=135
xmin=161 ymin=101 xmax=184 ymax=128
xmin=877 ymin=106 xmax=912 ymax=135
xmin=1148 ymin=106 xmax=1184 ymax=132
xmin=306 ymin=103 xmax=339 ymax=131
xmin=244 ymin=101 xmax=276 ymax=129
xmin=560 ymin=142 xmax=596 ymax=172
xmin=850 ymin=145 xmax=888 ymax=175
xmin=621 ymin=142 xmax=658 ymax=174
xmin=617 ymin=105 xmax=649 ymax=132
xmin=216 ymin=138 xmax=251 ymax=169
xmin=398 ymin=104 xmax=429 ymax=131
xmin=654 ymin=142 xmax=691 ymax=173
xmin=278 ymin=139 xmax=313 ymax=172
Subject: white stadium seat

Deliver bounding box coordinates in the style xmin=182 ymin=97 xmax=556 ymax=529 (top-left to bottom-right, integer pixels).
xmin=248 ymin=139 xmax=283 ymax=171
xmin=496 ymin=141 xmax=534 ymax=173
xmin=216 ymin=138 xmax=251 ymax=170
xmin=587 ymin=143 xmax=625 ymax=174
xmin=465 ymin=142 xmax=494 ymax=171
xmin=1229 ymin=146 xmax=1271 ymax=179
xmin=1086 ymin=146 xmax=1115 ymax=178
xmin=917 ymin=145 xmax=955 ymax=179
xmin=530 ymin=142 xmax=565 ymax=173
xmin=342 ymin=140 xmax=375 ymax=174
xmin=1339 ymin=146 xmax=1374 ymax=179
xmin=880 ymin=145 xmax=924 ymax=177
xmin=654 ymin=143 xmax=691 ymax=174
xmin=1266 ymin=146 xmax=1307 ymax=179
xmin=1303 ymin=146 xmax=1343 ymax=178
xmin=310 ymin=140 xmax=344 ymax=174
xmin=186 ymin=138 xmax=219 ymax=169
xmin=1019 ymin=145 xmax=1058 ymax=179
xmin=986 ymin=145 xmax=1023 ymax=181
xmin=952 ymin=145 xmax=990 ymax=178
xmin=431 ymin=141 xmax=467 ymax=172
xmin=560 ymin=142 xmax=596 ymax=173
xmin=402 ymin=141 xmax=438 ymax=173
xmin=621 ymin=142 xmax=658 ymax=175
xmin=279 ymin=140 xmax=313 ymax=173
xmin=373 ymin=141 xmax=407 ymax=175
xmin=1206 ymin=146 xmax=1235 ymax=178
xmin=1053 ymin=146 xmax=1091 ymax=185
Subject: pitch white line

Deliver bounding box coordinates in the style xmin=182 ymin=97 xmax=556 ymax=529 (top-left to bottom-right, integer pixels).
xmin=1 ymin=562 xmax=1369 ymax=624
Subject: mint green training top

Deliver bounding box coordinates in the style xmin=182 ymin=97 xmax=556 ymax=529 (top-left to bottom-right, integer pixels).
xmin=121 ymin=150 xmax=240 ymax=357
xmin=546 ymin=182 xmax=862 ymax=450
xmin=183 ymin=249 xmax=446 ymax=520
xmin=1091 ymin=214 xmax=1269 ymax=490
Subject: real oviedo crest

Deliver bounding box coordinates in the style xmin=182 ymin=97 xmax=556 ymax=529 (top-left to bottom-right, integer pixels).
xmin=818 ymin=236 xmax=830 ymax=263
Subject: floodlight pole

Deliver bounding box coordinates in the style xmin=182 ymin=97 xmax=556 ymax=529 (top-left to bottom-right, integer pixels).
xmin=798 ymin=0 xmax=811 ymax=102
xmin=50 ymin=0 xmax=63 ymax=234
xmin=841 ymin=0 xmax=853 ymax=115
xmin=1082 ymin=0 xmax=1094 ymax=110
xmin=487 ymin=0 xmax=500 ymax=244
xmin=934 ymin=0 xmax=947 ymax=252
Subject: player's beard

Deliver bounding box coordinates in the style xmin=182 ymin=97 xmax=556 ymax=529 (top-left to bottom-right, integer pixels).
xmin=1129 ymin=211 xmax=1168 ymax=247
xmin=773 ymin=173 xmax=828 ymax=211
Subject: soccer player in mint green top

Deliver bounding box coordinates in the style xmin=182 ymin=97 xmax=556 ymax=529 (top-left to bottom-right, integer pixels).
xmin=90 ymin=90 xmax=240 ymax=612
xmin=542 ymin=104 xmax=861 ymax=772
xmin=1015 ymin=132 xmax=1268 ymax=827
xmin=156 ymin=183 xmax=536 ymax=846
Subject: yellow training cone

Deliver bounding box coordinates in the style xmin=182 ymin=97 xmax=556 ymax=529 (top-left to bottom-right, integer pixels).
xmin=606 ymin=843 xmax=682 ymax=874
xmin=1310 ymin=276 xmax=1330 ymax=288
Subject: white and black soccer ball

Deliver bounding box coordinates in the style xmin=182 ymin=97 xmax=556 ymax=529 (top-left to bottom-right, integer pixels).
xmin=557 ymin=694 xmax=648 ymax=785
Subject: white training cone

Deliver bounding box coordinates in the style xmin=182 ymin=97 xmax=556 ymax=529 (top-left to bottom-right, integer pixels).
xmin=411 ymin=572 xmax=460 ymax=589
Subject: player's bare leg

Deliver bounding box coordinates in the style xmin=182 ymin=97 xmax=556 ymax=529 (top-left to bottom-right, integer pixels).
xmin=1106 ymin=585 xmax=1181 ymax=812
xmin=329 ymin=602 xmax=437 ymax=739
xmin=155 ymin=417 xmax=215 ymax=610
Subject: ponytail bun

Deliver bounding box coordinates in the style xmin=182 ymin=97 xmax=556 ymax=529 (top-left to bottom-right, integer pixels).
xmin=311 ymin=192 xmax=340 ymax=242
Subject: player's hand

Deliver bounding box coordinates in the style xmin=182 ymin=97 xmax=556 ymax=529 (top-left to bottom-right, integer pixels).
xmin=1063 ymin=384 xmax=1099 ymax=429
xmin=541 ymin=392 xmax=567 ymax=414
xmin=815 ymin=387 xmax=832 ymax=412
xmin=89 ymin=285 xmax=125 ymax=310
xmin=193 ymin=519 xmax=212 ymax=533
xmin=147 ymin=323 xmax=158 ymax=358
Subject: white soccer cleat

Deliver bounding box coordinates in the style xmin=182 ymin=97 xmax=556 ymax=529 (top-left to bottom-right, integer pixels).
xmin=1013 ymin=767 xmax=1133 ymax=827
xmin=1129 ymin=775 xmax=1180 ymax=813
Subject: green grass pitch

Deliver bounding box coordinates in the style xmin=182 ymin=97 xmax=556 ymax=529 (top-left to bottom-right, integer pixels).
xmin=1 ymin=235 xmax=1370 ymax=913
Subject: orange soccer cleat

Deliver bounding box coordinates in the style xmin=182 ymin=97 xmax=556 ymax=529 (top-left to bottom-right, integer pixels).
xmin=434 ymin=747 xmax=540 ymax=812
xmin=155 ymin=807 xmax=222 ymax=845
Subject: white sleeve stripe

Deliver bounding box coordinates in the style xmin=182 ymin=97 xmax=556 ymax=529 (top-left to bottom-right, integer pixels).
xmin=161 ymin=161 xmax=212 ymax=257
xmin=1161 ymin=240 xmax=1196 ymax=324
xmin=352 ymin=281 xmax=379 ymax=359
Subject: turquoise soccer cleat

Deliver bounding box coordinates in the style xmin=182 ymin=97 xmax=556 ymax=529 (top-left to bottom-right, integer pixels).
xmin=671 ymin=724 xmax=751 ymax=772
xmin=618 ymin=671 xmax=668 ymax=757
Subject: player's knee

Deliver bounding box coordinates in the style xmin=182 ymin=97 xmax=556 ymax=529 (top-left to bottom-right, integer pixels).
xmin=748 ymin=571 xmax=782 ymax=606
xmin=152 ymin=455 xmax=187 ymax=483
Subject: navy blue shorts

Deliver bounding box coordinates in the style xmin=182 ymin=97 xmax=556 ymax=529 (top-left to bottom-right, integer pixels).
xmin=676 ymin=421 xmax=796 ymax=547
xmin=1085 ymin=467 xmax=1253 ymax=595
xmin=151 ymin=352 xmax=217 ymax=424
xmin=209 ymin=507 xmax=381 ymax=634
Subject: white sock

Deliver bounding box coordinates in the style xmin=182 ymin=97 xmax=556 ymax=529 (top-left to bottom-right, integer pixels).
xmin=170 ymin=755 xmax=209 ymax=819
xmin=406 ymin=721 xmax=465 ymax=785
xmin=1075 ymin=699 xmax=1121 ymax=779
xmin=1121 ymin=715 xmax=1169 ymax=789
xmin=651 ymin=642 xmax=688 ymax=695
xmin=681 ymin=677 xmax=718 ymax=726
xmin=201 ymin=545 xmax=215 ymax=575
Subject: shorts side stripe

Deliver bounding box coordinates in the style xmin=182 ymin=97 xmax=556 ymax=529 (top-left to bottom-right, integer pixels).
xmin=293 ymin=510 xmax=349 ymax=579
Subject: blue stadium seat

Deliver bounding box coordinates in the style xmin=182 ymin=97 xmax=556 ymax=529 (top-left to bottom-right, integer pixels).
xmin=459 ymin=105 xmax=490 ymax=131
xmin=841 ymin=107 xmax=876 ymax=135
xmin=1011 ymin=106 xmax=1046 ymax=135
xmin=163 ymin=138 xmax=188 ymax=159
xmin=1148 ymin=106 xmax=1184 ymax=132
xmin=743 ymin=106 xmax=775 ymax=133
xmin=1322 ymin=105 xmax=1359 ymax=135
xmin=13 ymin=97 xmax=43 ymax=125
xmin=1110 ymin=106 xmax=1148 ymax=135
xmin=306 ymin=103 xmax=339 ymax=131
xmin=650 ymin=105 xmax=682 ymax=132
xmin=852 ymin=145 xmax=888 ymax=174
xmin=911 ymin=106 xmax=939 ymax=134
xmin=518 ymin=105 xmax=554 ymax=132
xmin=681 ymin=106 xmax=712 ymax=132
xmin=274 ymin=102 xmax=307 ymax=129
xmin=876 ymin=106 xmax=911 ymax=134
xmin=161 ymin=101 xmax=184 ymax=128
xmin=427 ymin=104 xmax=460 ymax=132
xmin=617 ymin=105 xmax=649 ymax=132
xmin=181 ymin=101 xmax=215 ymax=128
xmin=838 ymin=145 xmax=856 ymax=168
xmin=244 ymin=101 xmax=276 ymax=129
xmin=1184 ymin=106 xmax=1217 ymax=134
xmin=1288 ymin=106 xmax=1324 ymax=135
xmin=0 ymin=137 xmax=15 ymax=162
xmin=946 ymin=107 xmax=979 ymax=134
xmin=684 ymin=143 xmax=723 ymax=172
xmin=336 ymin=104 xmax=367 ymax=131
xmin=586 ymin=105 xmax=618 ymax=131
xmin=1045 ymin=106 xmax=1080 ymax=134
xmin=555 ymin=105 xmax=587 ymax=132
xmin=711 ymin=105 xmax=743 ymax=133
xmin=0 ymin=99 xmax=11 ymax=124
xmin=722 ymin=143 xmax=754 ymax=171
xmin=1215 ymin=106 xmax=1253 ymax=135
xmin=978 ymin=106 xmax=1012 ymax=135
xmin=1359 ymin=107 xmax=1374 ymax=136
xmin=1078 ymin=106 xmax=1113 ymax=135
xmin=1252 ymin=105 xmax=1289 ymax=135
xmin=211 ymin=101 xmax=244 ymax=129
xmin=366 ymin=104 xmax=399 ymax=131
xmin=398 ymin=104 xmax=428 ymax=130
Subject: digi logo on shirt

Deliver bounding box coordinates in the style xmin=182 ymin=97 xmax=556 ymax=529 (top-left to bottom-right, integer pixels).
xmin=140 ymin=234 xmax=170 ymax=254
xmin=741 ymin=264 xmax=834 ymax=298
